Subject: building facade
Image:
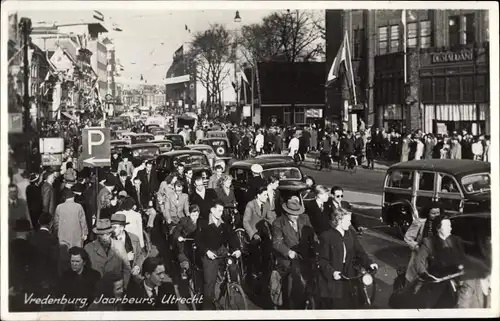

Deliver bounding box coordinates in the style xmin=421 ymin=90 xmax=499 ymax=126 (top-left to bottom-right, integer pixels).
xmin=165 ymin=45 xmax=196 ymax=112
xmin=326 ymin=9 xmax=490 ymax=135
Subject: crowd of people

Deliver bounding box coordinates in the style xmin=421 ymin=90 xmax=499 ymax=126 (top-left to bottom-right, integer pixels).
xmin=8 ymin=115 xmax=491 ymax=312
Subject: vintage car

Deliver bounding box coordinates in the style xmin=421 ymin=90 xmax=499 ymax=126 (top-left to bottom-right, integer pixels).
xmin=119 ymin=131 xmax=135 ymax=145
xmin=206 ymin=130 xmax=228 ymax=140
xmin=187 ymin=144 xmax=217 ymax=169
xmin=200 ymin=137 xmax=231 ymax=164
xmin=165 ymin=133 xmax=186 ymax=150
xmin=145 ymin=124 xmax=160 ymax=133
xmin=449 ymin=212 xmax=491 ymax=265
xmin=110 ymin=139 xmax=129 ymax=156
xmin=129 ymin=132 xmax=155 ymax=145
xmin=382 ymin=159 xmax=491 ymax=237
xmin=229 ymin=158 xmax=307 ymax=214
xmin=150 ymin=139 xmax=174 ymax=154
xmin=121 ymin=143 xmax=160 ymax=167
xmin=156 ymin=150 xmax=212 ymax=182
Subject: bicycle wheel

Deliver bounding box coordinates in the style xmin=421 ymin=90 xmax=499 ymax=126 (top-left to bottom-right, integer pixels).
xmin=224 ymin=282 xmax=248 ymax=310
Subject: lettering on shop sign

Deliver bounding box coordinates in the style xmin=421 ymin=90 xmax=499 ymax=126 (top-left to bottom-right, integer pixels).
xmin=431 ymin=50 xmax=473 ymax=64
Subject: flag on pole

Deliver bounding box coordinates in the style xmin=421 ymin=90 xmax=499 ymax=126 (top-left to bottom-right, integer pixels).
xmin=326 ymin=30 xmax=357 ymax=105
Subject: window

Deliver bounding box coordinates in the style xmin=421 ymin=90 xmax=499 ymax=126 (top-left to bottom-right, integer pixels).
xmin=434 ymin=77 xmax=446 ymax=102
xmin=231 ymin=168 xmax=248 ymax=183
xmin=420 ymin=21 xmax=432 ymax=48
xmin=449 ymin=13 xmax=476 ymax=47
xmin=447 ymin=77 xmax=460 ymax=102
xmin=378 ymin=26 xmax=388 ymax=55
xmin=418 ymin=172 xmax=435 ymax=191
xmin=390 ymin=25 xmax=399 ymax=53
xmin=461 ymin=76 xmax=474 ymax=102
xmin=354 ymin=28 xmax=364 ymax=59
xmin=407 ymin=22 xmax=418 ymax=48
xmin=294 ymin=107 xmax=305 ymax=124
xmin=387 ymin=170 xmax=413 ymax=189
xmin=462 ymin=173 xmax=490 ymax=193
xmin=420 ymin=78 xmax=433 ymax=102
xmin=440 ymin=174 xmax=460 ymax=193
xmin=284 ymin=107 xmax=292 ymax=125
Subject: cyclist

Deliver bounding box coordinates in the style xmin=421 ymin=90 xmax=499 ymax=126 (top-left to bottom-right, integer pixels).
xmin=272 ymin=196 xmax=317 ymax=309
xmin=339 ymin=133 xmax=355 ymax=166
xmin=196 ymin=201 xmax=241 ymax=310
xmin=317 ymin=208 xmax=378 ymax=309
xmin=318 ymin=135 xmax=332 ymax=170
xmin=173 ymin=205 xmax=201 ymax=279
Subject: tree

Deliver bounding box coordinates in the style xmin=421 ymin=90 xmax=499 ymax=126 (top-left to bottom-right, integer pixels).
xmin=239 ymin=10 xmax=324 ymax=63
xmin=189 ymin=24 xmax=233 ymax=116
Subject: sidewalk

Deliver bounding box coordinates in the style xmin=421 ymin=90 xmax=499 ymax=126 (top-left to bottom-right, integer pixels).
xmin=303 ymin=151 xmax=396 ymax=172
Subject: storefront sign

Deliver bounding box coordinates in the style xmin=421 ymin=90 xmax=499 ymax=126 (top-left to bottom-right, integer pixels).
xmin=431 ymin=50 xmax=473 ymax=64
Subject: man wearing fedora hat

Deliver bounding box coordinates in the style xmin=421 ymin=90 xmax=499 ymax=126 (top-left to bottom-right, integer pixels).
xmin=111 ymin=213 xmax=145 ymax=280
xmin=271 ymin=196 xmax=317 ymax=309
xmin=97 ymin=174 xmax=117 ymax=219
xmin=84 ymin=219 xmax=131 ymax=288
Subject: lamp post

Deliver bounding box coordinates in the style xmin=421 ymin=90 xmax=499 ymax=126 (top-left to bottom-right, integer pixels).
xmin=233 ymin=10 xmax=241 ymax=123
xmin=19 ymin=17 xmax=32 ymax=171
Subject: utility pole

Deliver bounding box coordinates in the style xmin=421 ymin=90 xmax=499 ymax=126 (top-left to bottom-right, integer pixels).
xmin=19 ymin=17 xmax=32 ymax=172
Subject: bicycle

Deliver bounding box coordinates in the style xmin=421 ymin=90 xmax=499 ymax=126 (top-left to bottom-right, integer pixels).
xmin=340 ymin=265 xmax=378 ymax=307
xmin=314 ymin=151 xmax=333 ymax=171
xmin=214 ymin=253 xmax=249 ymax=310
xmin=338 ymin=153 xmax=358 ymax=173
xmin=224 ymin=204 xmax=249 ymax=279
xmin=177 ymin=237 xmax=203 ymax=310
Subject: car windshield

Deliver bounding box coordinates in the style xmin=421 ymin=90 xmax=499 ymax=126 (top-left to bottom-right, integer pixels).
xmin=131 ymin=147 xmax=159 ymax=157
xmin=167 ymin=135 xmax=184 ymax=145
xmin=461 ymin=173 xmax=491 ymax=193
xmin=174 ymin=154 xmax=209 ymax=167
xmin=208 ymin=132 xmax=227 ymax=138
xmin=262 ymin=167 xmax=302 ymax=180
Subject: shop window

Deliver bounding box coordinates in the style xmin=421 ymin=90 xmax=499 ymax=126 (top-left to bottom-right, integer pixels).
xmin=434 ymin=77 xmax=446 ymax=102
xmin=461 ymin=75 xmax=474 ymax=102
xmin=378 ymin=26 xmax=388 ymax=55
xmin=390 ymin=25 xmax=399 ymax=53
xmin=294 ymin=107 xmax=306 ymax=124
xmin=420 ymin=78 xmax=433 ymax=103
xmin=447 ymin=77 xmax=460 ymax=102
xmin=387 ymin=170 xmax=413 ymax=189
xmin=418 ymin=172 xmax=435 ymax=191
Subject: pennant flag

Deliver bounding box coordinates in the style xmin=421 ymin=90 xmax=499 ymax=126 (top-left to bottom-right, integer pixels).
xmin=39 ymin=71 xmax=51 ymax=89
xmin=326 ymin=30 xmax=357 ymax=105
xmin=239 ymin=70 xmax=249 ymax=84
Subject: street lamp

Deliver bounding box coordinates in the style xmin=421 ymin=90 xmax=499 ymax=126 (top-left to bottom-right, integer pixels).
xmin=234 ymin=11 xmax=242 ymax=23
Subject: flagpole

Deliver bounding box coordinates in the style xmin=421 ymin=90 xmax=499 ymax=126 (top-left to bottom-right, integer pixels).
xmin=402 ymin=9 xmax=408 ymax=84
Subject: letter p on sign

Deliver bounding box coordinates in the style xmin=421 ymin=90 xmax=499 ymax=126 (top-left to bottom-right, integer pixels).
xmin=88 ymin=130 xmax=105 ymax=155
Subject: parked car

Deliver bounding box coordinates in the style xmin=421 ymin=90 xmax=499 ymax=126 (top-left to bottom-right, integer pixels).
xmin=381 ymin=159 xmax=491 ymax=237
xmin=156 ymin=150 xmax=212 ymax=182
xmin=199 ymin=137 xmax=231 ymax=165
xmin=229 ymin=158 xmax=307 ymax=214
xmin=150 ymin=139 xmax=174 ymax=153
xmin=165 ymin=134 xmax=186 ymax=150
xmin=187 ymin=144 xmax=217 ymax=169
xmin=121 ymin=143 xmax=160 ymax=167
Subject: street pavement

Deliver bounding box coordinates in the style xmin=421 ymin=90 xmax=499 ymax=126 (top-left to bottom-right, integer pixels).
xmin=172 ymin=156 xmax=409 ymax=310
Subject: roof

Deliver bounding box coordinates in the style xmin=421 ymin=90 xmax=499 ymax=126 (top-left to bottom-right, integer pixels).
xmin=158 ymin=150 xmax=204 ymax=157
xmin=230 ymin=158 xmax=296 ymax=169
xmin=188 ymin=144 xmax=213 ymax=149
xmin=388 ymin=159 xmax=490 ymax=178
xmin=110 ymin=140 xmax=128 ymax=144
xmin=123 ymin=143 xmax=159 ymax=149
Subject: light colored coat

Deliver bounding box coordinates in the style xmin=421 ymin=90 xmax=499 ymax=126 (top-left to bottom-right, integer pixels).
xmin=414 ymin=140 xmax=424 ymax=160
xmin=117 ymin=161 xmax=135 ymax=177
xmin=404 ymin=218 xmax=426 ymax=282
xmin=164 ymin=192 xmax=189 ymax=223
xmin=54 ymin=200 xmax=88 ymax=248
xmin=243 ymin=199 xmax=276 ymax=239
xmin=84 ymin=238 xmax=131 ymax=288
xmin=254 ymin=134 xmax=265 ymax=152
xmin=450 ymin=141 xmax=462 ymax=159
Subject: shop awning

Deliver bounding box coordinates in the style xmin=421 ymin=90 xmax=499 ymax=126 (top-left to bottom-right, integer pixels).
xmin=61 ymin=111 xmax=77 ymax=121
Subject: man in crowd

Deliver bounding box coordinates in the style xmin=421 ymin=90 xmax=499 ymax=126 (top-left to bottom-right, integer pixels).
xmin=111 ymin=213 xmax=145 ymax=281
xmin=305 ymin=185 xmax=331 ymax=236
xmin=84 ymin=219 xmax=131 ymax=289
xmin=117 ymin=155 xmax=134 ymax=178
xmin=26 ymin=173 xmax=42 ymax=230
xmin=183 ymin=166 xmax=194 ymax=195
xmin=9 ymin=184 xmax=32 ymax=239
xmin=190 ymin=175 xmax=218 ymax=221
xmin=97 ymin=175 xmax=117 ymax=219
xmin=208 ymin=164 xmax=224 ymax=189
xmin=137 ymin=160 xmax=159 ymax=206
xmin=30 ymin=212 xmax=59 ymax=289
xmin=54 ymin=188 xmax=88 ymax=250
xmin=247 ymin=164 xmax=266 ymax=203
xmin=116 ymin=170 xmax=134 ymax=196
xmin=117 ymin=197 xmax=145 ymax=249
xmin=41 ymin=169 xmax=56 ymax=217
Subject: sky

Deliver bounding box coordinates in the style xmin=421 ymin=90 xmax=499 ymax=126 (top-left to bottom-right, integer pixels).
xmin=17 ymin=8 xmax=299 ymax=87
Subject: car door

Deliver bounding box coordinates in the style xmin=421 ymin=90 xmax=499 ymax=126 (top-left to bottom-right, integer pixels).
xmin=414 ymin=171 xmax=438 ymax=216
xmin=230 ymin=167 xmax=249 ymax=211
xmin=436 ymin=173 xmax=463 ymax=215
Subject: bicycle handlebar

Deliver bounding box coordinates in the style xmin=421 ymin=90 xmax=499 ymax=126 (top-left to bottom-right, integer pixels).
xmin=340 ymin=267 xmax=378 ymax=280
xmin=419 ymin=270 xmax=465 ymax=283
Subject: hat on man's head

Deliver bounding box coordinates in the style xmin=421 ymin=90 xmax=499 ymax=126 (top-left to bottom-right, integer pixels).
xmin=29 ymin=173 xmax=40 ymax=183
xmin=110 ymin=213 xmax=129 ymax=226
xmin=104 ymin=174 xmax=118 ymax=187
xmin=119 ymin=170 xmax=128 ymax=177
xmin=71 ymin=183 xmax=86 ymax=194
xmin=251 ymin=164 xmax=263 ymax=174
xmin=282 ymin=196 xmax=304 ymax=216
xmin=62 ymin=188 xmax=75 ymax=200
xmin=118 ymin=190 xmax=128 ymax=198
xmin=93 ymin=219 xmax=114 ymax=235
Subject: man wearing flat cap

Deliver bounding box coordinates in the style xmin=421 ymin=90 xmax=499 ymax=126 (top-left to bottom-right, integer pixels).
xmin=271 ymin=196 xmax=317 ymax=309
xmin=97 ymin=174 xmax=117 ymax=219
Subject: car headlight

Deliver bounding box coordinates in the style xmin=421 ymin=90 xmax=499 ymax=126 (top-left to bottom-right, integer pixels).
xmin=362 ymin=274 xmax=373 ymax=286
xmin=227 ymin=258 xmax=233 ymax=265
